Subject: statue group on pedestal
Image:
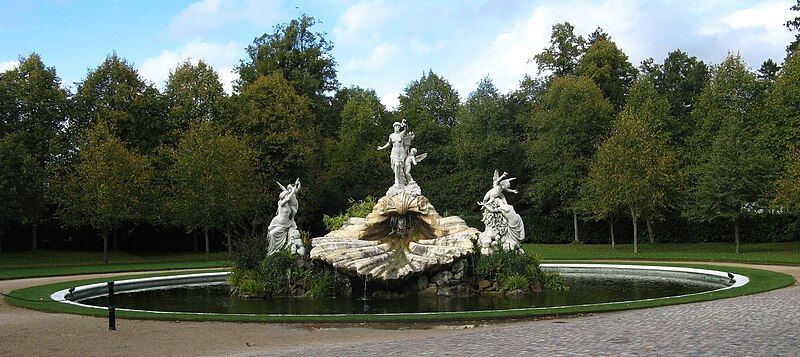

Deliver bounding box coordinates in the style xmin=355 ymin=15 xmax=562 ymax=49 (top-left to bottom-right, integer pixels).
xmin=377 ymin=119 xmax=426 ymax=196
xmin=267 ymin=178 xmax=305 ymax=256
xmin=478 ymin=170 xmax=525 ymax=255
xmin=267 ymin=119 xmax=524 ymax=259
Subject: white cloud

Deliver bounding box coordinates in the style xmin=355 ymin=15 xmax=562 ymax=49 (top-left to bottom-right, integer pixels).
xmin=0 ymin=60 xmax=18 ymax=72
xmin=344 ymin=42 xmax=398 ymax=73
xmin=164 ymin=0 xmax=281 ymax=39
xmin=334 ymin=1 xmax=391 ymax=44
xmin=139 ymin=41 xmax=241 ymax=93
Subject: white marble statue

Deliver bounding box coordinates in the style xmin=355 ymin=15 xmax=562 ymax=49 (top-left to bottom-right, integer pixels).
xmin=267 ymin=178 xmax=305 ymax=256
xmin=479 ymin=170 xmax=524 ymax=255
xmin=482 ymin=170 xmax=517 ymax=205
xmin=377 ymin=119 xmax=425 ymax=196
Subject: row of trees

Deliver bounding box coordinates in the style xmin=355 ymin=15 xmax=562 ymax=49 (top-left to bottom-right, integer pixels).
xmin=2 ymin=6 xmax=800 ymax=259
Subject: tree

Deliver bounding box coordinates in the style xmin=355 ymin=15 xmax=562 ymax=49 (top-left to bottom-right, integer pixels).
xmin=775 ymin=146 xmax=800 ymax=212
xmin=786 ymin=0 xmax=800 ymax=54
xmin=531 ymin=22 xmax=585 ymax=78
xmin=396 ymin=71 xmax=461 ymax=211
xmin=53 ymin=123 xmax=152 ymax=264
xmin=523 ymin=76 xmax=614 ymax=242
xmin=163 ymin=59 xmax=228 ymax=144
xmin=0 ymin=134 xmax=46 ymax=257
xmin=762 ymin=50 xmax=800 ymax=161
xmin=73 ymin=54 xmax=167 ymax=154
xmin=692 ymin=53 xmax=764 ymax=152
xmin=576 ymin=37 xmax=637 ymax=110
xmin=583 ymin=79 xmax=679 ymax=252
xmin=326 ymin=87 xmax=391 ymax=205
xmin=652 ymin=50 xmax=709 ymax=147
xmin=685 ymin=119 xmax=773 ymax=254
xmin=452 ymin=77 xmax=522 ymax=211
xmin=236 ymin=14 xmax=337 ymax=102
xmin=233 ymin=72 xmax=323 ymax=227
xmin=168 ymin=122 xmax=263 ymax=259
xmin=0 ymin=53 xmax=69 ymax=250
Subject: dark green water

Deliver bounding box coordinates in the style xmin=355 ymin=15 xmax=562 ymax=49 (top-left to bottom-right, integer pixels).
xmin=82 ymin=274 xmax=723 ymax=314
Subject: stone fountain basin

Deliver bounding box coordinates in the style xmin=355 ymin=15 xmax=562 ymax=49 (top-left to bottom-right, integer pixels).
xmin=51 ymin=264 xmax=748 ymax=317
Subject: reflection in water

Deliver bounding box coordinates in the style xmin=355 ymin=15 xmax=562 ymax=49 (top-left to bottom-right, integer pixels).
xmin=82 ymin=274 xmax=722 ymax=314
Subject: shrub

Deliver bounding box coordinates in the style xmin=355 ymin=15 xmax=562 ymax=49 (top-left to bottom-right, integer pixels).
xmin=323 ymin=196 xmax=377 ymax=231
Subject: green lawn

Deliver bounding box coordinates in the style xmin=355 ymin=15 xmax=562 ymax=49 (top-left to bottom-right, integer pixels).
xmin=525 ymin=241 xmax=800 ymax=265
xmin=0 ymin=250 xmax=230 ymax=280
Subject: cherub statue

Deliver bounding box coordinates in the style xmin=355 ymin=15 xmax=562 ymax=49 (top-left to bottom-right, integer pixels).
xmin=268 ymin=178 xmax=303 ymax=255
xmin=482 ymin=169 xmax=518 ymax=205
xmin=403 ymin=147 xmax=427 ymax=184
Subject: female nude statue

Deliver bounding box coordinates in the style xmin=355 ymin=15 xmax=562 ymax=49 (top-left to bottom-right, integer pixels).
xmin=377 ymin=119 xmax=414 ymax=186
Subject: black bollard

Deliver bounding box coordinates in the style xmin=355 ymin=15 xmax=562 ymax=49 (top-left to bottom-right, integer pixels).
xmin=107 ymin=281 xmax=116 ymax=331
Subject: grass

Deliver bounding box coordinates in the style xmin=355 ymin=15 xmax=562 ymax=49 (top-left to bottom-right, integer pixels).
xmin=4 ymin=264 xmax=794 ymax=323
xmin=524 ymin=241 xmax=800 ymax=265
xmin=0 ymin=250 xmax=230 ymax=280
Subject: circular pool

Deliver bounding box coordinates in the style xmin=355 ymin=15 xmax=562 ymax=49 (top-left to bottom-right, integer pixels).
xmin=51 ymin=264 xmax=748 ymax=317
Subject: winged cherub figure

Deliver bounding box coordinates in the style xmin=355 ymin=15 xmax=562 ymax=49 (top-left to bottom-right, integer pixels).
xmin=403 ymin=147 xmax=427 ymax=184
xmin=482 ymin=169 xmax=517 ymax=205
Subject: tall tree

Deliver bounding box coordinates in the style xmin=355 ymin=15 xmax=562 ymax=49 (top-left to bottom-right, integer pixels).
xmin=762 ymin=50 xmax=800 ymax=160
xmin=584 ymin=79 xmax=679 ymax=252
xmin=691 ymin=52 xmax=764 ymax=152
xmin=653 ymin=50 xmax=709 ymax=147
xmin=396 ymin=70 xmax=460 ymax=211
xmin=236 ymin=15 xmax=337 ymax=106
xmin=73 ymin=54 xmax=167 ymax=154
xmin=234 ymin=72 xmax=323 ymax=227
xmin=523 ymin=76 xmax=614 ymax=242
xmin=775 ymin=146 xmax=800 ymax=212
xmin=452 ymin=77 xmax=522 ymax=212
xmin=163 ymin=59 xmax=228 ymax=144
xmin=168 ymin=122 xmax=263 ymax=259
xmin=786 ymin=0 xmax=800 ymax=54
xmin=0 ymin=134 xmax=46 ymax=256
xmin=53 ymin=123 xmax=152 ymax=264
xmin=685 ymin=119 xmax=773 ymax=254
xmin=531 ymin=22 xmax=585 ymax=78
xmin=576 ymin=37 xmax=637 ymax=110
xmin=0 ymin=53 xmax=69 ymax=250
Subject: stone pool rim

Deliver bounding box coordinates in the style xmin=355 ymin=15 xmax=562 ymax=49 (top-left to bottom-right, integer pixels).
xmin=50 ymin=263 xmax=749 ymax=318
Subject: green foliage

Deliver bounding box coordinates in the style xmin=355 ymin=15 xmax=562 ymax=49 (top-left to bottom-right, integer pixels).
xmin=168 ymin=122 xmax=263 ymax=233
xmin=786 ymin=0 xmax=800 ymax=54
xmin=474 ymin=248 xmax=566 ymax=292
xmin=532 ymin=22 xmax=586 ymax=78
xmin=576 ymin=37 xmax=637 ymax=109
xmin=305 ymin=269 xmax=350 ymax=298
xmin=323 ymin=196 xmax=376 ymax=231
xmin=0 ymin=134 xmax=47 ymax=227
xmin=73 ymin=54 xmax=167 ymax=154
xmin=686 ymin=119 xmax=774 ymax=225
xmin=236 ymin=14 xmax=337 ymax=100
xmin=523 ymin=76 xmax=614 ymax=214
xmin=54 ymin=122 xmax=152 ymax=231
xmin=774 ymin=146 xmax=800 ymax=212
xmin=163 ymin=59 xmax=228 ymax=145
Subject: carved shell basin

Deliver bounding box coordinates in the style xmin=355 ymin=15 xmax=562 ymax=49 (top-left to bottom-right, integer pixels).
xmin=310 ymin=193 xmax=479 ymax=281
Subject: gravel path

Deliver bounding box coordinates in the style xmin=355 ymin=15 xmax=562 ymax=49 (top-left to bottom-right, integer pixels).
xmin=1 ymin=264 xmax=798 ymax=357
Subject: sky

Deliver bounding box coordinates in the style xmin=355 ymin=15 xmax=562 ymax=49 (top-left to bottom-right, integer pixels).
xmin=1 ymin=0 xmax=796 ymax=109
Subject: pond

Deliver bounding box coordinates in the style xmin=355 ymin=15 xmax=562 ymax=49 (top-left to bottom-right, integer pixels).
xmin=72 ymin=265 xmax=739 ymax=315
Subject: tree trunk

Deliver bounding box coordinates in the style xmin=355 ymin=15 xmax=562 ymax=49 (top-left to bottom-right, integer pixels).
xmin=112 ymin=228 xmax=119 ymax=251
xmin=102 ymin=229 xmax=109 ymax=265
xmin=192 ymin=230 xmax=199 ymax=252
xmin=631 ymin=208 xmax=638 ymax=254
xmin=609 ymin=220 xmax=616 ymax=249
xmin=204 ymin=226 xmax=210 ymax=261
xmin=573 ymin=212 xmax=580 ymax=243
xmin=226 ymin=225 xmax=232 ymax=254
xmin=734 ymin=219 xmax=740 ymax=254
xmin=31 ymin=224 xmax=38 ymax=251
xmin=646 ymin=216 xmax=654 ymax=244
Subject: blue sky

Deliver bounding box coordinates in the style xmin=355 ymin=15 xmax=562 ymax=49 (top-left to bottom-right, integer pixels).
xmin=1 ymin=0 xmax=795 ymax=109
